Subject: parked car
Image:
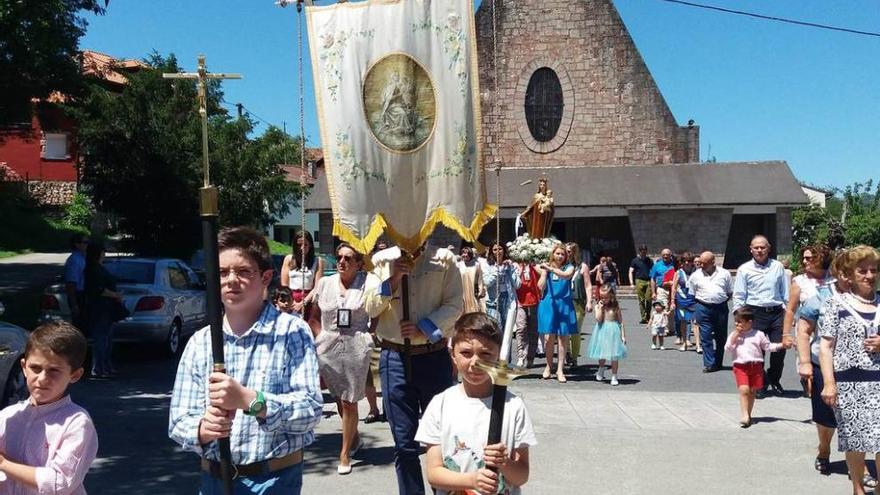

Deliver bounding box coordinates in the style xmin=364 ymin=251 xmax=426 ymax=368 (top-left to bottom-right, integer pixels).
xmin=0 ymin=302 xmax=28 ymax=408
xmin=41 ymin=258 xmax=207 ymax=356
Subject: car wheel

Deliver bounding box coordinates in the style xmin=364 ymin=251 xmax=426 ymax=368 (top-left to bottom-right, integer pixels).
xmin=166 ymin=320 xmax=182 ymax=357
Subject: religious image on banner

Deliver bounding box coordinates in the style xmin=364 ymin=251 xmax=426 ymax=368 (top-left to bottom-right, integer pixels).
xmin=306 ymin=0 xmax=495 ymax=254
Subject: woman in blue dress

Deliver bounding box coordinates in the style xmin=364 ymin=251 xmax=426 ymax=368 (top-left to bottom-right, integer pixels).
xmin=537 ymin=244 xmax=577 ymax=382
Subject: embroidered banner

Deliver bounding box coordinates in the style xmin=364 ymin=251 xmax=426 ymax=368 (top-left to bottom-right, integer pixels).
xmin=307 ymin=0 xmax=494 ymax=254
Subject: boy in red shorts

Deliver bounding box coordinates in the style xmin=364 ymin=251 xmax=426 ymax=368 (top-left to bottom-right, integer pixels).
xmin=724 ymin=307 xmax=791 ymax=427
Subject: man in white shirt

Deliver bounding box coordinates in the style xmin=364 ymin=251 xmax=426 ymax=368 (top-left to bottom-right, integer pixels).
xmin=731 ymin=235 xmax=790 ymax=397
xmin=688 ymin=251 xmax=733 ymax=373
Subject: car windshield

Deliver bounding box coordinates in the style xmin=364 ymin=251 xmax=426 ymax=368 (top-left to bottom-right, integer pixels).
xmin=105 ymin=260 xmax=156 ymax=284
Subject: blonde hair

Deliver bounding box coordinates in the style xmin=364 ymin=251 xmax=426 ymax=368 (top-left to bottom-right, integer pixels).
xmin=565 ymin=242 xmax=581 ymax=264
xmin=549 ymin=243 xmax=567 ymax=268
xmin=839 ymin=245 xmax=880 ymax=277
xmin=830 ymin=249 xmax=849 ymax=280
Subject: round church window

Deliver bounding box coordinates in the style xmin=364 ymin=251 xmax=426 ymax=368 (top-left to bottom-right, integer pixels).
xmin=524 ymin=68 xmax=564 ymax=143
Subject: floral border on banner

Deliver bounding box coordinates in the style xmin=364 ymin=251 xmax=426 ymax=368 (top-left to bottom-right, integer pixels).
xmin=412 ymin=11 xmax=468 ymax=96
xmin=415 ymin=124 xmax=474 ymax=185
xmin=318 ymin=28 xmax=376 ymax=102
xmin=334 ymin=131 xmax=389 ymax=191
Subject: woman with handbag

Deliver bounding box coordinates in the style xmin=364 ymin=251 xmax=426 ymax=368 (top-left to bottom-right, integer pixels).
xmin=84 ymin=241 xmax=125 ymax=379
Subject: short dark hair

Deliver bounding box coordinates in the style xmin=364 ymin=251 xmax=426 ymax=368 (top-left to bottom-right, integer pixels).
xmin=451 ymin=312 xmax=502 ymax=349
xmin=218 ymin=226 xmax=272 ymax=272
xmin=69 ymin=233 xmax=88 ymax=249
xmin=25 ymin=321 xmax=87 ymax=370
xmin=336 ymin=242 xmax=364 ymax=264
xmin=733 ymin=307 xmax=754 ymax=322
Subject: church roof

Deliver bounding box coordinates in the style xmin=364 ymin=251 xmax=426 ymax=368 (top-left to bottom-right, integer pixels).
xmin=304 ymin=161 xmax=809 ymax=212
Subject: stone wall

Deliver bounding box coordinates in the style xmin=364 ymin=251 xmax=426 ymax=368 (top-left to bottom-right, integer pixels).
xmin=475 ymin=0 xmax=697 ymax=168
xmin=628 ymin=208 xmax=733 ymax=256
xmin=775 ymin=207 xmax=793 ymax=255
xmin=27 ymin=180 xmax=76 ymax=206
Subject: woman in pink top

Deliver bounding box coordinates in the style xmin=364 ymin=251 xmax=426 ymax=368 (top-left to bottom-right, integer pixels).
xmin=725 ymin=307 xmax=790 ymax=428
xmin=0 ymin=321 xmax=98 ymax=494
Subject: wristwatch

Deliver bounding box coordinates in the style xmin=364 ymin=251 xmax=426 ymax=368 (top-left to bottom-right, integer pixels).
xmin=245 ymin=391 xmax=266 ymax=416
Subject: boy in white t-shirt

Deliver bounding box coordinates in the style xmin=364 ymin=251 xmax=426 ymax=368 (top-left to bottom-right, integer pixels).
xmin=416 ymin=312 xmax=536 ymax=495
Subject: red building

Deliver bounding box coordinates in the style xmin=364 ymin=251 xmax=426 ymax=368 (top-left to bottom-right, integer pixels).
xmin=0 ymin=50 xmax=144 ymax=205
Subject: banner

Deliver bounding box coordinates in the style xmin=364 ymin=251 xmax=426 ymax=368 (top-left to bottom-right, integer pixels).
xmin=307 ymin=0 xmax=495 ymax=254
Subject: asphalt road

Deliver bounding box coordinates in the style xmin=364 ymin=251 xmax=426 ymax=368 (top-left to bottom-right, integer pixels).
xmin=64 ymin=296 xmax=816 ymax=494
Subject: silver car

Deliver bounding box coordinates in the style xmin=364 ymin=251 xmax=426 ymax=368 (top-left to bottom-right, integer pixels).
xmin=41 ymin=258 xmax=207 ymax=356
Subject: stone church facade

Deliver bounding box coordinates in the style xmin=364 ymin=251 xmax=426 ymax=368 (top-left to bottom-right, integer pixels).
xmin=470 ymin=0 xmax=806 ymax=267
xmin=304 ymin=0 xmax=808 ymax=268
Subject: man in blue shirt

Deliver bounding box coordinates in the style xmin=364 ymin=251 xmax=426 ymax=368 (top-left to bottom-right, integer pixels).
xmin=649 ymin=249 xmax=676 ymax=336
xmin=732 ymin=235 xmax=790 ymax=398
xmin=169 ymin=227 xmax=322 ymax=494
xmin=63 ymin=234 xmax=88 ymax=329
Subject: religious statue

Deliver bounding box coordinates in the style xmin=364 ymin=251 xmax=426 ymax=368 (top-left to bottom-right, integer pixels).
xmin=521 ymin=177 xmax=554 ymax=239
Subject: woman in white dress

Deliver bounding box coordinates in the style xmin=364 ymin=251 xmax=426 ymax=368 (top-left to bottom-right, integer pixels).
xmin=819 ymin=245 xmax=880 ymax=495
xmin=308 ymin=243 xmax=374 ymax=475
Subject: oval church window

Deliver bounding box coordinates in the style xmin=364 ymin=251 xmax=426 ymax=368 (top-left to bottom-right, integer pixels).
xmin=524 ymin=68 xmax=563 ymax=143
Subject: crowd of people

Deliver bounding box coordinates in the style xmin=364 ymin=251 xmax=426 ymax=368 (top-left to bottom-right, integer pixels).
xmin=1 ymin=227 xmax=877 ymax=495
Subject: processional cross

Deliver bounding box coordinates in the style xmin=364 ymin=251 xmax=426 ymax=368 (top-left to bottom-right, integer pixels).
xmin=162 ymin=55 xmax=241 ymax=495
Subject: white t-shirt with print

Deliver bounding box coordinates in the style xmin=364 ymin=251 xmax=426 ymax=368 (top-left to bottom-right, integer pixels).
xmin=415 ymin=384 xmax=537 ymax=495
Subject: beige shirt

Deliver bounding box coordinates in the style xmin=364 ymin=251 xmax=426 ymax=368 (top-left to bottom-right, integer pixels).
xmin=364 ymin=245 xmax=463 ymax=345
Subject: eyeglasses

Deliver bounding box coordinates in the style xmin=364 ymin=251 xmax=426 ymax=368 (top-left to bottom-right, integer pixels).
xmin=219 ymin=267 xmax=260 ymax=280
xmin=802 ymin=255 xmax=814 ymax=261
xmin=337 ymin=254 xmax=358 ymax=262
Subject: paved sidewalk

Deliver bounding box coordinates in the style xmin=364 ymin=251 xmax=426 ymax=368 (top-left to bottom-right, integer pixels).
xmin=303 ymin=386 xmax=852 ymax=495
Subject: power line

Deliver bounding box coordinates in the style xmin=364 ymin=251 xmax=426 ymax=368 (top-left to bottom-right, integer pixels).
xmin=658 ymin=0 xmax=880 ymax=38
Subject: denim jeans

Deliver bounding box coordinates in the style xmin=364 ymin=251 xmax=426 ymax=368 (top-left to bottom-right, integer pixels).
xmin=694 ymin=301 xmax=728 ymax=369
xmin=199 ymin=462 xmax=303 ymax=495
xmin=87 ymin=301 xmax=114 ymax=375
xmin=380 ymin=348 xmax=454 ymax=495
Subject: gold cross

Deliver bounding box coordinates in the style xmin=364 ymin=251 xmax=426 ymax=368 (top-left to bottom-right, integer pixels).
xmin=162 ymin=55 xmax=241 ymax=215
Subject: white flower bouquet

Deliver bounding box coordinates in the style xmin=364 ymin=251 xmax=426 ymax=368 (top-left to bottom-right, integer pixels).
xmin=505 ymin=234 xmax=559 ymax=264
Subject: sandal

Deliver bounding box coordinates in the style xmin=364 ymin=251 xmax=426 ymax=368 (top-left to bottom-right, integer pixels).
xmin=863 ymin=474 xmax=878 ymax=489
xmin=814 ymin=457 xmax=830 ymax=475
xmin=364 ymin=411 xmax=384 ymax=424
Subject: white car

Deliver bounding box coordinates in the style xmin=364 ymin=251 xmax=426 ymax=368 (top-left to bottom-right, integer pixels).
xmin=41 ymin=258 xmax=207 ymax=356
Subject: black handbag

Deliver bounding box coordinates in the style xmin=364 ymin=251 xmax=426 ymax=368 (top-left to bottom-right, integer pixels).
xmin=109 ymin=299 xmax=130 ymax=322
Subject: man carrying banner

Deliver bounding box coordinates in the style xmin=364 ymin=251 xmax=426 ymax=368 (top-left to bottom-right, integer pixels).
xmin=365 ymin=244 xmax=462 ymax=494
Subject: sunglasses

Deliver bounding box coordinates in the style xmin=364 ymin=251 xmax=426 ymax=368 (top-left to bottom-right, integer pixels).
xmin=338 ymin=254 xmax=358 ymax=262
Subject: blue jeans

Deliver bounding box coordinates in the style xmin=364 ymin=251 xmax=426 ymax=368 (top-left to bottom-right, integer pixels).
xmin=87 ymin=302 xmax=114 ymax=375
xmin=694 ymin=301 xmax=728 ymax=369
xmin=199 ymin=462 xmax=302 ymax=494
xmin=380 ymin=348 xmax=454 ymax=495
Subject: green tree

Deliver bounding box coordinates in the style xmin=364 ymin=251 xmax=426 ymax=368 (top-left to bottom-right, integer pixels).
xmin=70 ymin=53 xmax=303 ymax=257
xmin=211 ymin=122 xmax=301 ymax=228
xmin=0 ymin=0 xmax=105 ymax=124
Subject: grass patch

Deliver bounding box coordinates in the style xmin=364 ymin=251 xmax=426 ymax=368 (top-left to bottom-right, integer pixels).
xmin=0 ymin=250 xmax=30 ymax=259
xmin=267 ymin=238 xmax=291 ymax=256
xmin=0 ymin=190 xmax=87 ymax=254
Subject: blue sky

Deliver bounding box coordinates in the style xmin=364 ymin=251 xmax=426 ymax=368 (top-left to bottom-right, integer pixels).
xmin=80 ymin=0 xmax=879 ymax=189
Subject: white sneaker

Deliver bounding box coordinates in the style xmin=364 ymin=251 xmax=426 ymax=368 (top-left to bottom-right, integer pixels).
xmin=659 ymin=346 xmax=666 ymax=351
xmin=516 ymin=357 xmax=525 ymax=368
xmin=651 ymin=344 xmax=657 ymax=350
xmin=595 ymin=368 xmax=605 ymax=381
xmin=610 ymin=375 xmax=619 ymax=386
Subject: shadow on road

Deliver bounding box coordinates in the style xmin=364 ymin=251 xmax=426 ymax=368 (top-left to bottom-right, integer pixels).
xmin=74 ymin=344 xmax=200 ymax=494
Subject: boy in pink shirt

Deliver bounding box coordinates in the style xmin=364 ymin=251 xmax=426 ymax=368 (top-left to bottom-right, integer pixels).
xmin=725 ymin=307 xmax=791 ymax=428
xmin=0 ymin=321 xmax=98 ymax=494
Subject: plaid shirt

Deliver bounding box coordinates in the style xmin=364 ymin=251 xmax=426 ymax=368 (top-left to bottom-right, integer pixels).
xmin=168 ymin=303 xmax=322 ymax=464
